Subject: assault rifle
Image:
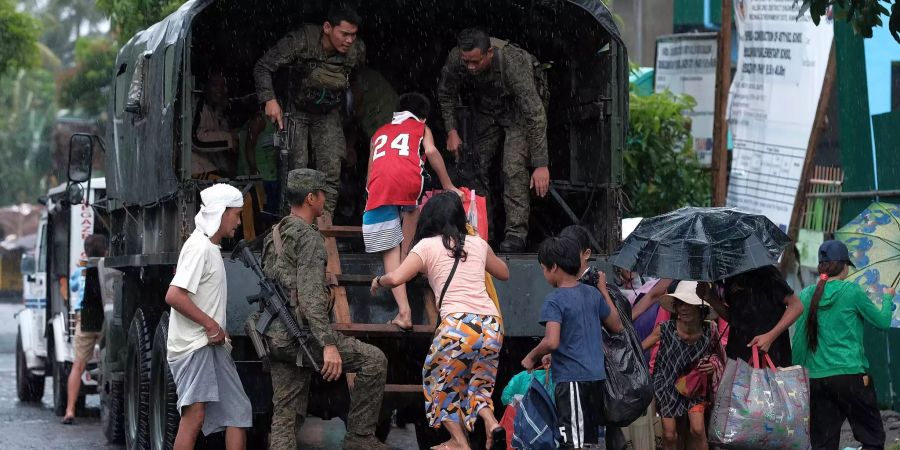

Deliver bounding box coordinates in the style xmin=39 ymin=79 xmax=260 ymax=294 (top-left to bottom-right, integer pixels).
xmin=233 ymin=242 xmax=320 ymax=373
xmin=272 ymin=112 xmax=293 ymax=215
xmin=454 ymin=106 xmax=481 ymax=189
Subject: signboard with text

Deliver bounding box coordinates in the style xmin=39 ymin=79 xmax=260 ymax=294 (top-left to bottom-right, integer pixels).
xmin=654 ymin=33 xmax=719 ymax=166
xmin=725 ymin=0 xmax=833 ymax=230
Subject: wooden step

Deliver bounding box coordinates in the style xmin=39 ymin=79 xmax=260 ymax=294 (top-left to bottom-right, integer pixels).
xmin=319 ymin=225 xmax=362 ymax=238
xmin=335 ymin=274 xmax=373 ymax=285
xmin=384 ymin=384 xmax=422 ymax=394
xmin=332 ymin=323 xmax=434 ymax=336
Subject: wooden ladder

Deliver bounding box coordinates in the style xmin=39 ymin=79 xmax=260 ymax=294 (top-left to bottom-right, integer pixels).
xmin=317 ymin=215 xmax=435 ymax=395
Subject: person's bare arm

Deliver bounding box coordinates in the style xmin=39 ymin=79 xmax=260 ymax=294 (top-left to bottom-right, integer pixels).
xmin=422 ymin=127 xmax=460 ymax=194
xmin=485 ymin=247 xmax=509 ymax=281
xmin=164 ymin=285 xmax=226 ymax=344
xmin=631 ymin=278 xmax=673 ymax=320
xmin=596 ymin=271 xmax=624 ymax=333
xmin=522 ymin=321 xmax=560 ymax=370
xmin=749 ymin=293 xmax=803 ymax=352
xmin=641 ymin=324 xmax=661 ymax=350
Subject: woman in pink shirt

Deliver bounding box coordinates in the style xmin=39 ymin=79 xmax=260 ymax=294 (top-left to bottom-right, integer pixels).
xmin=371 ymin=192 xmax=509 ymax=450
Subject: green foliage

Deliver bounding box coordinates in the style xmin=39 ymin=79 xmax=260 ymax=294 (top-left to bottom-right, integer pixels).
xmin=800 ymin=0 xmax=900 ymax=42
xmin=0 ymin=0 xmax=41 ymax=76
xmin=624 ymin=90 xmax=711 ymax=217
xmin=58 ymin=37 xmax=117 ymax=117
xmin=97 ymin=0 xmax=185 ymax=39
xmin=0 ymin=68 xmax=56 ymax=204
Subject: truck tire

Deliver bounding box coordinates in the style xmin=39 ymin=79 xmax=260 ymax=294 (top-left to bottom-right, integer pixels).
xmin=50 ymin=339 xmax=70 ymax=417
xmin=16 ymin=331 xmax=45 ymax=402
xmin=125 ymin=309 xmax=154 ymax=450
xmin=102 ymin=377 xmax=126 ymax=444
xmin=150 ymin=312 xmax=177 ymax=450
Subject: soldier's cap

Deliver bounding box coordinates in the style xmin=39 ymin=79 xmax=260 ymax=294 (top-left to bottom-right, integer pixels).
xmin=287 ymin=168 xmax=336 ymax=195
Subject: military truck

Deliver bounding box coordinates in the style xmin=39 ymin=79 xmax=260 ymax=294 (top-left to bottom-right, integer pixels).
xmin=69 ymin=0 xmax=628 ymax=448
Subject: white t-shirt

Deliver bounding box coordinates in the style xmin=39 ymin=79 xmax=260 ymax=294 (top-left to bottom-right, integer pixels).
xmin=167 ymin=230 xmax=227 ymax=361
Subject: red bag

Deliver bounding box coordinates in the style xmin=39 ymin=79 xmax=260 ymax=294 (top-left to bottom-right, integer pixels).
xmin=420 ymin=187 xmax=488 ymax=241
xmin=499 ymin=404 xmax=516 ymax=450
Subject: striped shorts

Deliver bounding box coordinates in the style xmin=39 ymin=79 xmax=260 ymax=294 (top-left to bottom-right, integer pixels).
xmin=554 ymin=380 xmax=605 ymax=449
xmin=422 ymin=313 xmax=503 ymax=431
xmin=362 ymin=205 xmax=416 ymax=253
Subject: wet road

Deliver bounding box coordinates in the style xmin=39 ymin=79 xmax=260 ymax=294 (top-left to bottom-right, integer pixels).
xmin=0 ymin=303 xmax=418 ymax=449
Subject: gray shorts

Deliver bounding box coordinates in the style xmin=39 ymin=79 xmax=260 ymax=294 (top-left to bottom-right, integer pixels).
xmin=169 ymin=345 xmax=252 ymax=435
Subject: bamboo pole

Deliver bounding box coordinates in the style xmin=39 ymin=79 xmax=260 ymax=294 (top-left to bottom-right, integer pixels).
xmin=780 ymin=44 xmax=837 ymax=274
xmin=711 ymin=0 xmax=733 ymax=206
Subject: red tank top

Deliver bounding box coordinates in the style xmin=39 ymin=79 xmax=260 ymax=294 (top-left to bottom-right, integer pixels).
xmin=365 ymin=117 xmax=427 ymax=211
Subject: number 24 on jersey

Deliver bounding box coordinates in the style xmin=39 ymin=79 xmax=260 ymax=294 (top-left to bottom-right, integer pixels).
xmin=372 ymin=133 xmax=415 ymax=161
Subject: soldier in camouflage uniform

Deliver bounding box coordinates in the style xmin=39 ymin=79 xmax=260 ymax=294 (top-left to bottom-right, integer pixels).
xmin=260 ymin=168 xmax=389 ymax=450
xmin=437 ymin=28 xmax=550 ymax=253
xmin=253 ymin=8 xmax=366 ymax=215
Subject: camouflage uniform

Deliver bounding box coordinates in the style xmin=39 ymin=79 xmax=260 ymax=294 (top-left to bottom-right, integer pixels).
xmin=260 ymin=169 xmax=387 ymax=449
xmin=437 ymin=38 xmax=548 ymax=242
xmin=254 ymin=24 xmax=367 ymax=214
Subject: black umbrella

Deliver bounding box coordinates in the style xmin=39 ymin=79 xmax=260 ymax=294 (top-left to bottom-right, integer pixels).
xmin=612 ymin=207 xmax=791 ymax=281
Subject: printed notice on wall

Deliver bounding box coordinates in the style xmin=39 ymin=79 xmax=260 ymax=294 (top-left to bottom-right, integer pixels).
xmin=725 ymin=0 xmax=833 ymax=230
xmin=655 ymin=33 xmax=718 ymax=166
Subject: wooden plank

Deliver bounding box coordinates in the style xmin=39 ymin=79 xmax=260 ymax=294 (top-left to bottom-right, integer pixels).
xmin=332 ymin=323 xmax=434 ymax=336
xmin=335 ymin=274 xmax=375 ymax=285
xmin=319 ymin=225 xmax=362 ymax=238
xmin=780 ymin=44 xmax=836 ymax=274
xmin=317 ymin=214 xmax=354 ymax=388
xmin=711 ymin=0 xmax=733 ymax=206
xmin=384 ymin=384 xmax=422 ymax=394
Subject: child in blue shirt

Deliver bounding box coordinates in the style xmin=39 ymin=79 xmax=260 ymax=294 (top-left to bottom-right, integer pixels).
xmin=522 ymin=237 xmax=623 ymax=449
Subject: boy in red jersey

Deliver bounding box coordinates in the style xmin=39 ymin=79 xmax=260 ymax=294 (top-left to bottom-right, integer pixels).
xmin=364 ymin=93 xmax=460 ymax=330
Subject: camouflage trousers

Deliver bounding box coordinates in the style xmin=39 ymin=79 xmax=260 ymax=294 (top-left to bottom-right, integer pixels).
xmin=286 ymin=108 xmax=345 ymax=214
xmin=267 ymin=333 xmax=387 ymax=450
xmin=473 ymin=116 xmax=531 ymax=241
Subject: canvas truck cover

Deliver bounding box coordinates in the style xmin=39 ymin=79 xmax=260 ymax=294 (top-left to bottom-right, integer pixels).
xmin=105 ymin=0 xmax=625 ymax=206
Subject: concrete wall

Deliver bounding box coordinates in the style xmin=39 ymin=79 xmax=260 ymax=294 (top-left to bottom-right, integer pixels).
xmin=612 ymin=0 xmax=675 ymax=66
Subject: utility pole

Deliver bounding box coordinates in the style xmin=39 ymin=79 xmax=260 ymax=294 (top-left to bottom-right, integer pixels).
xmin=711 ymin=0 xmax=732 ymax=206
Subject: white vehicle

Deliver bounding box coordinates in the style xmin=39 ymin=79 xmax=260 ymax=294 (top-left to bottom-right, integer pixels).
xmin=16 ymin=177 xmax=106 ymax=417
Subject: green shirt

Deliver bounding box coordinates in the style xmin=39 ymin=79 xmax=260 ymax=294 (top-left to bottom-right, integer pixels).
xmin=791 ymin=279 xmax=893 ymax=379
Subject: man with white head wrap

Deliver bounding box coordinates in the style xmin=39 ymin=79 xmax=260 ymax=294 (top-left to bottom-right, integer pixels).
xmin=164 ymin=183 xmax=252 ymax=450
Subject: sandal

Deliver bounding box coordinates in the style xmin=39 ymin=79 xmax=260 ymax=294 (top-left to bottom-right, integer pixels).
xmin=488 ymin=426 xmax=507 ymax=450
xmin=61 ymin=416 xmax=75 ymax=425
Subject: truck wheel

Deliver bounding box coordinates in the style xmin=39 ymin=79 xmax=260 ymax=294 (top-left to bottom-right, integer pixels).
xmin=102 ymin=377 xmax=126 ymax=444
xmin=125 ymin=309 xmax=154 ymax=450
xmin=150 ymin=312 xmax=177 ymax=450
xmin=50 ymin=340 xmax=70 ymax=417
xmin=16 ymin=331 xmax=45 ymax=402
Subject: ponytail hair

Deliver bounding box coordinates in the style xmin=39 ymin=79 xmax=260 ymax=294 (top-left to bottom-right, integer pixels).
xmin=806 ymin=261 xmax=846 ymax=352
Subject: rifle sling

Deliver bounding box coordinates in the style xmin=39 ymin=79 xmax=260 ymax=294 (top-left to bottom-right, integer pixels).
xmin=271 ymin=220 xmax=301 ymax=306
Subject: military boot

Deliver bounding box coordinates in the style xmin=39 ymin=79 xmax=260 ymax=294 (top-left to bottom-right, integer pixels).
xmin=341 ymin=432 xmax=391 ymax=450
xmin=498 ymin=235 xmax=526 ymax=253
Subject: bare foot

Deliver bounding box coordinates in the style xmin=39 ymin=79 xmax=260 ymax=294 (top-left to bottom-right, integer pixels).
xmin=391 ymin=312 xmax=413 ymax=331
xmin=430 ymin=441 xmax=470 ymax=450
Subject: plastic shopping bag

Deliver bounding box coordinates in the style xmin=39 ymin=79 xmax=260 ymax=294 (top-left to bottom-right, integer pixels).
xmin=601 ymin=286 xmax=654 ymax=427
xmin=420 ymin=188 xmax=488 ymax=241
xmin=708 ymin=347 xmax=811 ymax=449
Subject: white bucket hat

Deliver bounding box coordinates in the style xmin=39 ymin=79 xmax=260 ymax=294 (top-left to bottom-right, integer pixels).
xmin=194 ymin=183 xmax=243 ymax=237
xmin=659 ymin=280 xmax=707 ymax=313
